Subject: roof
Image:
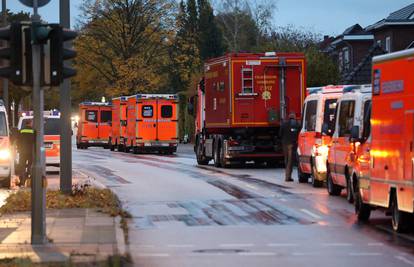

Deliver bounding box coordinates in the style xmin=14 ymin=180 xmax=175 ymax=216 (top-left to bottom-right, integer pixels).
xmin=343 ymin=24 xmax=365 ymax=35
xmin=366 ymin=3 xmax=414 ymax=30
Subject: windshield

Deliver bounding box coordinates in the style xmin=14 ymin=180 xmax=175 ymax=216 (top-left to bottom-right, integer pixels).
xmin=20 ymin=118 xmax=60 ymax=135
xmin=0 ymin=112 xmax=7 ymax=136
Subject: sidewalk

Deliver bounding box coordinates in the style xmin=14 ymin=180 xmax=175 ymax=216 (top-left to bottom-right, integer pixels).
xmin=0 ymin=171 xmax=129 ymax=264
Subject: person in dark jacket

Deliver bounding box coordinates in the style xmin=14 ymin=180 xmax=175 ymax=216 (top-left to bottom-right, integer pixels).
xmin=16 ymin=120 xmax=35 ymax=187
xmin=279 ymin=112 xmax=300 ymax=182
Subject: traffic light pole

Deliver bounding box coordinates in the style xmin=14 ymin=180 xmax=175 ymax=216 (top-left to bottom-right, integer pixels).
xmin=2 ymin=0 xmax=8 ymax=112
xmin=59 ymin=0 xmax=72 ymax=194
xmin=31 ymin=3 xmax=46 ymax=244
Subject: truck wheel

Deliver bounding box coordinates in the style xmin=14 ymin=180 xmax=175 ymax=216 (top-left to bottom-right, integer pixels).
xmin=346 ymin=177 xmax=354 ymax=203
xmin=391 ymin=194 xmax=411 ymax=233
xmin=110 ymin=144 xmax=115 ymax=151
xmin=311 ymin=158 xmax=323 ymax=188
xmin=327 ymin=170 xmax=342 ymax=196
xmin=76 ymin=143 xmax=81 ymax=149
xmin=354 ymin=181 xmax=371 ymax=222
xmin=214 ymin=143 xmax=222 ymax=168
xmin=298 ymin=164 xmax=309 ymax=183
xmin=196 ymin=142 xmax=209 ymax=165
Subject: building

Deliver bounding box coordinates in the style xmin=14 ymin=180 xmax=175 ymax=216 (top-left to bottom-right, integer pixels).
xmin=325 ymin=3 xmax=414 ymax=85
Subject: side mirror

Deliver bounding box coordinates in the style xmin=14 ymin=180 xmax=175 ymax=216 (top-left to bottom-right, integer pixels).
xmin=350 ymin=125 xmax=360 ymax=142
xmin=321 ymin=123 xmax=329 ymax=135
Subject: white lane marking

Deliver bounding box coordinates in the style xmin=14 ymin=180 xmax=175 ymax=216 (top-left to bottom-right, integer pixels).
xmin=368 ymin=242 xmax=384 ymax=246
xmin=322 ymin=243 xmax=352 ymax=247
xmin=245 ymin=184 xmax=257 ymax=190
xmin=267 ymin=243 xmax=298 ymax=247
xmin=220 ymin=243 xmax=254 ymax=248
xmin=238 ymin=252 xmax=276 ymax=256
xmin=395 ymin=255 xmax=414 ymax=266
xmin=300 ymin=209 xmax=322 ymax=219
xmin=167 ymin=244 xmax=195 ymax=248
xmin=136 ymin=253 xmax=170 ymax=257
xmin=349 ymin=252 xmax=382 ymax=256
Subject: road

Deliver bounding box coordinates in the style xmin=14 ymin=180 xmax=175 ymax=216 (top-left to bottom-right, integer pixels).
xmin=73 ymin=144 xmax=414 ymax=267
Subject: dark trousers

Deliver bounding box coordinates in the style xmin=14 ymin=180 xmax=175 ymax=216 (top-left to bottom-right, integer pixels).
xmin=283 ymin=144 xmax=294 ymax=181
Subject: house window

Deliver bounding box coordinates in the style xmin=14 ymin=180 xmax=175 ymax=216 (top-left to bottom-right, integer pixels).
xmin=343 ymin=47 xmax=350 ymax=71
xmin=385 ymin=36 xmax=391 ymax=53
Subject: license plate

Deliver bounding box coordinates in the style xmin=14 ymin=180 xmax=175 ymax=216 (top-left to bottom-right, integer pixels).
xmin=44 ymin=143 xmax=53 ymax=149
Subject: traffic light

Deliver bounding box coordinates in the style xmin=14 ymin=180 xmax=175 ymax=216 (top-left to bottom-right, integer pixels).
xmin=32 ymin=22 xmax=52 ymax=44
xmin=49 ymin=24 xmax=77 ymax=86
xmin=0 ymin=23 xmax=24 ymax=85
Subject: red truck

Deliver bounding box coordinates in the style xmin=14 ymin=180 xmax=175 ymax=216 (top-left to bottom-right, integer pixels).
xmin=190 ymin=52 xmax=306 ymax=167
xmin=110 ymin=96 xmax=128 ymax=151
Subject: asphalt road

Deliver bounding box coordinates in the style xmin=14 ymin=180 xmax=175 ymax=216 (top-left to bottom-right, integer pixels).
xmin=72 ymin=144 xmax=414 ymax=267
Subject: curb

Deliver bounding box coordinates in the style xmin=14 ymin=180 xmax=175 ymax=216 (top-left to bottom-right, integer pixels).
xmin=115 ymin=216 xmax=128 ymax=256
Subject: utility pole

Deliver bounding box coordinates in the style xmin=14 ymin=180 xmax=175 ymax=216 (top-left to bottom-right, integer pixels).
xmin=31 ymin=0 xmax=46 ymax=244
xmin=59 ymin=0 xmax=72 ymax=194
xmin=1 ymin=0 xmax=8 ymax=113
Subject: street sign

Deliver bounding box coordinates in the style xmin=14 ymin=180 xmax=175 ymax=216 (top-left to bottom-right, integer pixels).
xmin=18 ymin=0 xmax=51 ymax=8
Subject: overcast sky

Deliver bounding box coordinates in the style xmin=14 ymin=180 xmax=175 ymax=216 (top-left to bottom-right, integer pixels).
xmin=7 ymin=0 xmax=414 ymax=36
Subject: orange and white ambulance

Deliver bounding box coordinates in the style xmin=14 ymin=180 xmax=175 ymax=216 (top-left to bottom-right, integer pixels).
xmin=126 ymin=94 xmax=179 ymax=154
xmin=76 ymin=102 xmax=112 ymax=149
xmin=326 ymin=85 xmax=372 ymax=202
xmin=18 ymin=111 xmax=61 ymax=167
xmin=0 ymin=100 xmax=11 ymax=188
xmin=352 ymin=48 xmax=414 ymax=232
xmin=297 ymin=85 xmax=342 ymax=187
xmin=110 ymin=97 xmax=128 ymax=151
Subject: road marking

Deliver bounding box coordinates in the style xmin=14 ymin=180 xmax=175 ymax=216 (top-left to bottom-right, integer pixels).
xmin=322 ymin=243 xmax=352 ymax=247
xmin=245 ymin=184 xmax=258 ymax=190
xmin=167 ymin=244 xmax=195 ymax=248
xmin=267 ymin=243 xmax=298 ymax=247
xmin=395 ymin=255 xmax=414 ymax=266
xmin=238 ymin=252 xmax=276 ymax=256
xmin=368 ymin=242 xmax=384 ymax=246
xmin=292 ymin=252 xmax=319 ymax=256
xmin=136 ymin=253 xmax=170 ymax=257
xmin=349 ymin=252 xmax=382 ymax=256
xmin=300 ymin=209 xmax=322 ymax=219
xmin=220 ymin=243 xmax=254 ymax=248
xmin=280 ymin=198 xmax=288 ymax=202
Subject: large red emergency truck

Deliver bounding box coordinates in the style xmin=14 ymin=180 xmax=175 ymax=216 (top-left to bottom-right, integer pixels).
xmin=352 ymin=48 xmax=414 ymax=232
xmin=76 ymin=102 xmax=112 ymax=149
xmin=110 ymin=96 xmax=128 ymax=152
xmin=191 ymin=52 xmax=306 ymax=167
xmin=125 ymin=94 xmax=179 ymax=154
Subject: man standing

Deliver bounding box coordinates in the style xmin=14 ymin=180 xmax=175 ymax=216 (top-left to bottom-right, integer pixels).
xmin=279 ymin=112 xmax=300 ymax=182
xmin=16 ymin=120 xmax=35 ymax=187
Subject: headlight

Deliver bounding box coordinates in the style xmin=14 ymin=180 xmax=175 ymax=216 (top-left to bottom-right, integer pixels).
xmin=0 ymin=149 xmax=11 ymax=160
xmin=315 ymin=145 xmax=329 ymax=157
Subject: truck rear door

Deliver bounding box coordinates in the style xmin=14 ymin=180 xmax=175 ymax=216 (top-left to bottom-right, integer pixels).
xmin=157 ymin=99 xmax=178 ymax=142
xmin=99 ymin=107 xmax=111 ymax=141
xmin=83 ymin=108 xmax=99 ymax=140
xmin=138 ymin=100 xmax=157 ymax=142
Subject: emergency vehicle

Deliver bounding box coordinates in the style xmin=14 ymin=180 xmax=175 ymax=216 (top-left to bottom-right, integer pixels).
xmin=76 ymin=102 xmax=112 ymax=149
xmin=191 ymin=52 xmax=306 ymax=167
xmin=0 ymin=100 xmax=11 ymax=188
xmin=352 ymin=48 xmax=414 ymax=232
xmin=326 ymin=85 xmax=372 ymax=203
xmin=297 ymin=85 xmax=342 ymax=187
xmin=125 ymin=94 xmax=179 ymax=154
xmin=18 ymin=111 xmax=61 ymax=167
xmin=110 ymin=97 xmax=128 ymax=151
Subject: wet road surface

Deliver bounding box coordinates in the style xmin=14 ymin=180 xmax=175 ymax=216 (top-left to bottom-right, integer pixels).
xmin=73 ymin=144 xmax=414 ymax=267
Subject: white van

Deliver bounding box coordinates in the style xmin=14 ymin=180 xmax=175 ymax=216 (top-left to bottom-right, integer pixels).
xmin=0 ymin=100 xmax=11 ymax=187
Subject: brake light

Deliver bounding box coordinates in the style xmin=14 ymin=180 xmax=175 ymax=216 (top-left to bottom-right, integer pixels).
xmin=227 ymin=139 xmax=239 ymax=146
xmin=315 ymin=132 xmax=322 ymax=139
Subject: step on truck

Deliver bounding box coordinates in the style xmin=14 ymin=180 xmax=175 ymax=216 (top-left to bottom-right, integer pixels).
xmin=297 ymin=85 xmax=343 ymax=187
xmin=352 ymin=48 xmax=414 ymax=232
xmin=110 ymin=96 xmax=128 ymax=152
xmin=126 ymin=94 xmax=179 ymax=154
xmin=190 ymin=52 xmax=306 ymax=167
xmin=76 ymin=102 xmax=112 ymax=149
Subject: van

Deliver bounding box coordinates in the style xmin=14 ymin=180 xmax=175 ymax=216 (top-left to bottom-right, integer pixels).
xmin=326 ymin=85 xmax=372 ymax=202
xmin=0 ymin=101 xmax=11 ymax=188
xmin=297 ymin=86 xmax=342 ymax=187
xmin=126 ymin=94 xmax=179 ymax=154
xmin=110 ymin=97 xmax=128 ymax=151
xmin=76 ymin=102 xmax=112 ymax=149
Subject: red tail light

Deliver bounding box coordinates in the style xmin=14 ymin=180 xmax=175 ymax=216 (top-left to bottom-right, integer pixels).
xmin=227 ymin=139 xmax=239 ymax=146
xmin=315 ymin=132 xmax=322 ymax=139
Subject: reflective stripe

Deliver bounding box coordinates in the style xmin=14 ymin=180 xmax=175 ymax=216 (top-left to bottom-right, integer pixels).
xmin=20 ymin=129 xmax=34 ymax=134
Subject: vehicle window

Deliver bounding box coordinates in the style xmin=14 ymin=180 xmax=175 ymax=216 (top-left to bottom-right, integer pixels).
xmin=20 ymin=118 xmax=33 ymax=130
xmin=304 ymin=100 xmax=317 ymax=132
xmin=161 ymin=105 xmax=173 ymax=118
xmin=85 ymin=110 xmax=97 ymax=122
xmin=100 ymin=110 xmax=112 ymax=123
xmin=0 ymin=112 xmax=7 ymax=136
xmin=338 ymin=100 xmax=355 ymax=137
xmin=44 ymin=118 xmax=60 ymax=135
xmin=362 ymin=100 xmax=371 ymax=140
xmin=142 ymin=106 xmax=153 ymax=118
xmin=323 ymin=99 xmax=338 ymax=135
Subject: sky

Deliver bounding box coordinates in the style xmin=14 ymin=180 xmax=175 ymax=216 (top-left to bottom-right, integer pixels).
xmin=6 ymin=0 xmax=414 ymax=36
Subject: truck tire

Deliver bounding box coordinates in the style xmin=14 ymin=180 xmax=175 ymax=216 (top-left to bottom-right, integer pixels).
xmin=391 ymin=194 xmax=411 ymax=233
xmin=354 ymin=179 xmax=371 ymax=222
xmin=298 ymin=164 xmax=309 ymax=183
xmin=327 ymin=169 xmax=342 ymax=196
xmin=196 ymin=141 xmax=209 ymax=165
xmin=311 ymin=158 xmax=323 ymax=188
xmin=346 ymin=177 xmax=354 ymax=203
xmin=214 ymin=142 xmax=222 ymax=168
